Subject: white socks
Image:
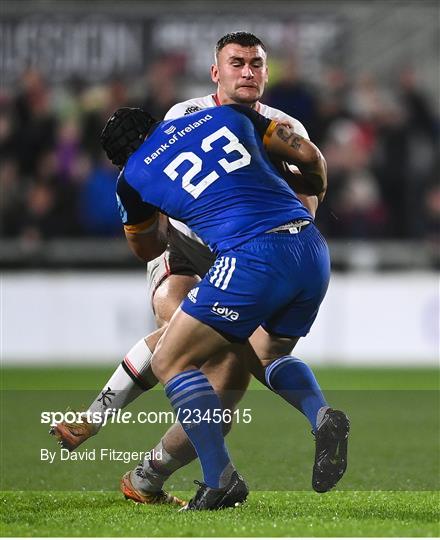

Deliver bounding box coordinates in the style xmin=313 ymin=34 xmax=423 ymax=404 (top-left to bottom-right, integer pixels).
xmin=87 ymin=338 xmax=157 ymax=431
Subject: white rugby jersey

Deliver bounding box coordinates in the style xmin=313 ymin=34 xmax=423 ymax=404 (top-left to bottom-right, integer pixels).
xmin=164 ymin=94 xmax=309 ymax=244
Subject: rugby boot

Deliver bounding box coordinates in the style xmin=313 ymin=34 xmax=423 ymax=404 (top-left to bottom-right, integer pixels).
xmin=49 ymin=415 xmax=97 ymax=451
xmin=312 ymin=408 xmax=350 ymax=493
xmin=180 ymin=471 xmax=248 ymax=511
xmin=121 ymin=469 xmax=186 ymax=506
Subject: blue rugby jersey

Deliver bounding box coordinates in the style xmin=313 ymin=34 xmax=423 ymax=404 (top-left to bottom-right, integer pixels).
xmin=117 ymin=104 xmax=312 ymax=254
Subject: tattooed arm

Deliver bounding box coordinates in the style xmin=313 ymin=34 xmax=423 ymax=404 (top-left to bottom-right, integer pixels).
xmin=266 ymin=124 xmax=327 ymax=202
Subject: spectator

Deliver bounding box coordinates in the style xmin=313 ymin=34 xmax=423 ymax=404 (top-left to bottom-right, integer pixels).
xmin=140 ymin=55 xmax=185 ymax=118
xmin=76 ymin=157 xmax=121 ymax=237
xmin=0 ymin=159 xmax=22 ymax=237
xmin=266 ymin=57 xmax=319 ymax=140
xmin=314 ymin=67 xmax=352 ymax=146
xmin=317 ymin=118 xmax=389 ymax=238
xmin=0 ymin=63 xmax=437 ymax=246
xmin=17 ymin=151 xmax=80 ymax=240
xmin=398 ymin=66 xmax=438 ymax=139
xmin=10 ymin=69 xmax=57 ymax=176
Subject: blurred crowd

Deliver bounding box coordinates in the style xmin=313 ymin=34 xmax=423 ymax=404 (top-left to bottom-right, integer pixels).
xmin=0 ymin=58 xmax=438 ymax=246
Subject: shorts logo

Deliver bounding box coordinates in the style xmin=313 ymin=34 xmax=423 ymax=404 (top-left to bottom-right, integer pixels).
xmin=209 ymin=257 xmax=236 ymax=290
xmin=164 ymin=125 xmax=176 ymax=135
xmin=188 ymin=287 xmax=199 ymax=303
xmin=211 ymin=302 xmax=240 ymax=321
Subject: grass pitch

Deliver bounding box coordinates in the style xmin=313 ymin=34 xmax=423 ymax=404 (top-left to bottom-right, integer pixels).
xmin=2 ymin=490 xmax=438 ymax=537
xmin=1 ymin=366 xmax=439 ymax=537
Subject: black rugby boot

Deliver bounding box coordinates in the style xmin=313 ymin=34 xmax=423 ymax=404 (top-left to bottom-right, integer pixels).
xmin=312 ymin=408 xmax=350 ymax=493
xmin=180 ymin=471 xmax=249 ymax=511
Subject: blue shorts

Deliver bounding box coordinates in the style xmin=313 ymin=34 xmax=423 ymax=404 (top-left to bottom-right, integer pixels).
xmin=180 ymin=223 xmax=330 ymax=342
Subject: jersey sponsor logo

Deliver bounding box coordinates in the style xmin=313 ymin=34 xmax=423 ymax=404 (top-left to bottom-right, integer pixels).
xmin=164 ymin=125 xmax=176 ymax=135
xmin=144 ymin=114 xmax=213 ymax=166
xmin=184 ymin=106 xmax=202 ymax=115
xmin=175 ymin=114 xmax=213 ymax=138
xmin=211 ymin=302 xmax=240 ymax=321
xmin=209 ymin=256 xmax=236 ymax=290
xmin=144 ymin=142 xmax=171 ymax=164
xmin=188 ymin=287 xmax=199 ymax=303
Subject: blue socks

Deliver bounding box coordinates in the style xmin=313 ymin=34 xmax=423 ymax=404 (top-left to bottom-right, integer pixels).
xmin=165 ymin=369 xmax=232 ymax=488
xmin=265 ymin=356 xmax=328 ymax=430
xmin=164 ymin=360 xmax=325 ymax=487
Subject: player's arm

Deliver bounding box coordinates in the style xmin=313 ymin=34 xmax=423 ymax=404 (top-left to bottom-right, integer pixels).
xmin=266 ymin=116 xmax=319 ymax=214
xmin=124 ymin=214 xmax=168 ymax=262
xmin=230 ymin=105 xmax=327 ymax=203
xmin=271 ymin=157 xmax=319 ymax=215
xmin=264 ymin=123 xmax=327 ymax=202
xmin=117 ymin=172 xmax=168 ymax=262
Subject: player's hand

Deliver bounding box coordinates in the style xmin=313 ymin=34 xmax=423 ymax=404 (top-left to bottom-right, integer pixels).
xmin=272 ymin=117 xmax=294 ymax=130
xmin=266 ymin=123 xmax=327 ymax=200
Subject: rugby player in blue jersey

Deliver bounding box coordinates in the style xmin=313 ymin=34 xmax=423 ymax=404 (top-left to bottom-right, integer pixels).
xmin=52 ymin=33 xmax=347 ymax=505
xmin=100 ymin=102 xmax=350 ymax=510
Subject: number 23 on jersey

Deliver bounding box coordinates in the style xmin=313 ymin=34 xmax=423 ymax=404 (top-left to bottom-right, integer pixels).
xmin=161 ymin=126 xmax=251 ymax=199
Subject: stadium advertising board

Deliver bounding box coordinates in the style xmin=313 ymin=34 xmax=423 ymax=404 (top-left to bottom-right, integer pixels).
xmin=0 ymin=12 xmax=346 ymax=87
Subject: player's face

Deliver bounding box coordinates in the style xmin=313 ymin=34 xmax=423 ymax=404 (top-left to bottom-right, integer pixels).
xmin=211 ymin=44 xmax=268 ymax=106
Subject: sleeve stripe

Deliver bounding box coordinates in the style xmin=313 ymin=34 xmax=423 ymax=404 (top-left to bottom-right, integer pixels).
xmin=123 ymin=213 xmax=159 ymax=234
xmin=263 ymin=120 xmax=278 ymax=148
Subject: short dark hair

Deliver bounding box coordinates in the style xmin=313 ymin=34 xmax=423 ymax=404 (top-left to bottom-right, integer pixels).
xmin=215 ymin=32 xmax=267 ymax=60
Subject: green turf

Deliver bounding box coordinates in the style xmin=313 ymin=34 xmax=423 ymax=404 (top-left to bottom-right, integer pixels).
xmin=1 ymin=366 xmax=439 ymax=536
xmin=2 ymin=365 xmax=439 ymax=390
xmin=1 ymin=490 xmax=438 ymax=537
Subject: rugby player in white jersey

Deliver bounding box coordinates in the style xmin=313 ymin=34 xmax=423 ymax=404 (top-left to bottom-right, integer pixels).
xmin=52 ymin=32 xmax=343 ymax=503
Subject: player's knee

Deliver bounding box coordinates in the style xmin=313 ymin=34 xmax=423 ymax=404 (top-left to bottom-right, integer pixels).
xmin=150 ymin=346 xmax=195 ymax=385
xmin=150 ymin=350 xmax=172 ymax=384
xmin=153 ymin=275 xmax=198 ymax=327
xmin=152 ymin=290 xmax=173 ymax=328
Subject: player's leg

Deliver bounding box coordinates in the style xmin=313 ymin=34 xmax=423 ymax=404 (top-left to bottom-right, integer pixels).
xmin=49 ymin=255 xmax=171 ymax=451
xmin=146 ymin=244 xmax=308 ymax=509
xmin=83 ymin=269 xmax=200 ymax=432
xmin=142 ymin=346 xmax=250 ymax=462
xmin=249 ymin=327 xmax=329 ymax=430
xmin=125 ymin=348 xmax=251 ymax=502
xmin=253 ymin=225 xmax=349 ymax=493
xmin=150 ymin=306 xmax=250 ymax=510
xmin=114 ymin=269 xmax=197 ymax=506
xmin=138 ymin=275 xmax=255 ymax=476
xmin=49 ymin=331 xmax=161 ymax=451
xmin=86 ymin=255 xmax=186 ymax=422
xmin=49 ymin=251 xmax=199 ymax=451
xmin=251 ymin=328 xmax=350 ymax=493
xmin=120 ymin=269 xmax=252 ymax=502
xmin=49 ymin=331 xmax=160 ymax=451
